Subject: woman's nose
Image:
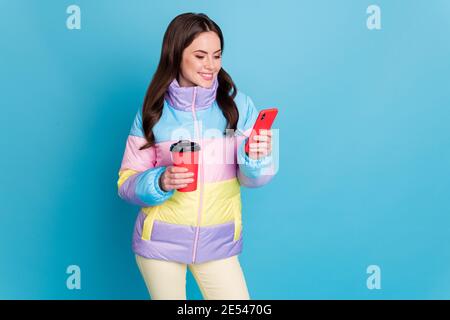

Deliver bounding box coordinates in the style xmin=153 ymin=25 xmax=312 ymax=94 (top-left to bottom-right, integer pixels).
xmin=204 ymin=56 xmax=214 ymax=70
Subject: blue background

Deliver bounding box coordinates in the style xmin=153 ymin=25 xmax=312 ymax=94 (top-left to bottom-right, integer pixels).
xmin=1 ymin=0 xmax=449 ymax=299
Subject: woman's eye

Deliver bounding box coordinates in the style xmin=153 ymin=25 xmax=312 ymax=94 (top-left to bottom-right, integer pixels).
xmin=195 ymin=55 xmax=221 ymax=59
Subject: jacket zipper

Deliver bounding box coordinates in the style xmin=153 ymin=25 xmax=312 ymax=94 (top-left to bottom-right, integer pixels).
xmin=191 ymin=87 xmax=203 ymax=264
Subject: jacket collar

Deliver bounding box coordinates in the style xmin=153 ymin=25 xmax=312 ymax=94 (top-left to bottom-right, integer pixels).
xmin=165 ymin=77 xmax=218 ymax=112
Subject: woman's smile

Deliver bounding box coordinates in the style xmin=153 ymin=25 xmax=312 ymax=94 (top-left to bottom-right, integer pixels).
xmin=198 ymin=72 xmax=214 ymax=81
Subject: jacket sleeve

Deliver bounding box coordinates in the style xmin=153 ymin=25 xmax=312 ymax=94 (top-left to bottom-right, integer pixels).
xmin=117 ymin=110 xmax=174 ymax=206
xmin=236 ymin=95 xmax=277 ymax=188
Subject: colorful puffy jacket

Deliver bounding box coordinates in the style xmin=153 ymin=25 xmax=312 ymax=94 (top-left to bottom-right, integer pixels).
xmin=117 ymin=78 xmax=277 ymax=264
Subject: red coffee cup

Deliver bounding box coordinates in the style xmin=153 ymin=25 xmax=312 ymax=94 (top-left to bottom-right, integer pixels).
xmin=169 ymin=140 xmax=201 ymax=192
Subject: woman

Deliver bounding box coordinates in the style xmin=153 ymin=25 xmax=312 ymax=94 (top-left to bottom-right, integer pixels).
xmin=117 ymin=12 xmax=277 ymax=300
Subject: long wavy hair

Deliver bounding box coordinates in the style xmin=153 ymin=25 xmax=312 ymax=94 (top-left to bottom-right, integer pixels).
xmin=139 ymin=13 xmax=239 ymax=150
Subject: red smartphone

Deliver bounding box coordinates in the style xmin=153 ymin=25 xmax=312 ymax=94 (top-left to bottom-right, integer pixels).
xmin=245 ymin=108 xmax=278 ymax=155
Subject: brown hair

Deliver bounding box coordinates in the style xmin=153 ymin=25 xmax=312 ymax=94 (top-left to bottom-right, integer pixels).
xmin=139 ymin=13 xmax=238 ymax=150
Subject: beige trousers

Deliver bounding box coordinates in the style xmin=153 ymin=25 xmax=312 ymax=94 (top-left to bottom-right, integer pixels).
xmin=135 ymin=254 xmax=250 ymax=300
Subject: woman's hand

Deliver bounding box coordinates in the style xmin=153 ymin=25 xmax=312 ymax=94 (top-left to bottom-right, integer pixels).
xmin=247 ymin=129 xmax=272 ymax=160
xmin=159 ymin=166 xmax=194 ymax=192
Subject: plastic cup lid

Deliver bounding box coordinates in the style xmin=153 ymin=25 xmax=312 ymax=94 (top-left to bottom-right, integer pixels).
xmin=170 ymin=139 xmax=201 ymax=152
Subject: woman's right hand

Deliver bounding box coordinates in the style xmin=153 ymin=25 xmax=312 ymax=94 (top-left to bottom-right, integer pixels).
xmin=159 ymin=166 xmax=195 ymax=192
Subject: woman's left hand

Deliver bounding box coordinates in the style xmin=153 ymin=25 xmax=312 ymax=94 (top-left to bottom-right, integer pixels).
xmin=247 ymin=129 xmax=272 ymax=160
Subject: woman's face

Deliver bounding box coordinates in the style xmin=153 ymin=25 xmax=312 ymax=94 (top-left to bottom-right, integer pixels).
xmin=178 ymin=31 xmax=222 ymax=88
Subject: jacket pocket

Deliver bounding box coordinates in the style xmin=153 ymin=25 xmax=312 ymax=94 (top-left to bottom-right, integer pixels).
xmin=141 ymin=207 xmax=160 ymax=241
xmin=233 ymin=198 xmax=242 ymax=242
xmin=233 ymin=217 xmax=242 ymax=242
